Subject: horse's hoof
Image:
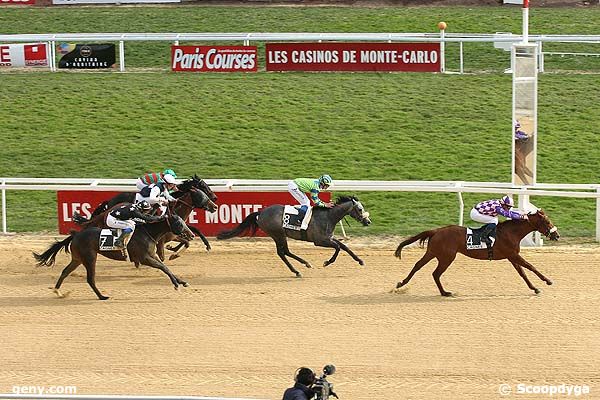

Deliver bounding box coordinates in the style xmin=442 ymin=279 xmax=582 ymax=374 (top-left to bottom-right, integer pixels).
xmin=295 ymin=273 xmax=303 ymax=278
xmin=168 ymin=254 xmax=180 ymax=261
xmin=206 ymin=246 xmax=212 ymax=252
xmin=304 ymin=263 xmax=313 ymax=269
xmin=441 ymin=292 xmax=453 ymax=297
xmin=181 ymin=281 xmax=189 ymax=287
xmin=323 ymin=261 xmax=331 ymax=267
xmin=534 ymin=288 xmax=541 ymax=294
xmin=166 ymin=245 xmax=176 ymax=251
xmin=358 ymin=260 xmax=365 ymax=266
xmin=396 ymin=281 xmax=404 ymax=289
xmin=546 ymin=279 xmax=553 ymax=286
xmin=53 ymin=288 xmax=65 ymax=298
xmin=99 ymin=296 xmax=110 ymax=301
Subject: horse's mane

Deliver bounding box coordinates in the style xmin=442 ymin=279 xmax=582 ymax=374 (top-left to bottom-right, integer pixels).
xmin=335 ymin=195 xmax=358 ymax=204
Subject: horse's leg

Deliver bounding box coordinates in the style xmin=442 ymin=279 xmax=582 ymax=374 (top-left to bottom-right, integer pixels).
xmin=274 ymin=240 xmax=302 ymax=278
xmin=53 ymin=259 xmax=81 ymax=297
xmin=331 ymin=238 xmax=364 ymax=266
xmin=140 ymin=255 xmax=187 ymax=288
xmin=284 ymin=249 xmax=313 ymax=269
xmin=168 ymin=240 xmax=189 ymax=260
xmin=508 ymin=257 xmax=540 ymax=294
xmin=156 ymin=238 xmax=166 ymax=262
xmin=166 ymin=240 xmax=186 ymax=252
xmin=396 ymin=252 xmax=435 ymax=289
xmin=512 ymin=254 xmax=553 ymax=285
xmin=196 ymin=232 xmax=211 ymax=252
xmin=431 ymin=255 xmax=456 ymax=297
xmin=312 ymin=238 xmax=341 ymax=267
xmin=82 ymin=256 xmax=109 ymax=301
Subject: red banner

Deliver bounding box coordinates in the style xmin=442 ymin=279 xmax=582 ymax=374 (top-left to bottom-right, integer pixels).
xmin=0 ymin=0 xmax=35 ymax=4
xmin=0 ymin=43 xmax=48 ymax=67
xmin=171 ymin=46 xmax=257 ymax=72
xmin=266 ymin=42 xmax=440 ymax=72
xmin=57 ymin=191 xmax=331 ymax=236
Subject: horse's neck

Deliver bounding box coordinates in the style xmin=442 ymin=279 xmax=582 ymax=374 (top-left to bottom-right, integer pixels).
xmin=499 ymin=220 xmax=535 ymax=242
xmin=329 ymin=202 xmax=353 ymax=224
xmin=173 ymin=193 xmax=194 ymax=219
xmin=143 ymin=220 xmax=169 ymax=241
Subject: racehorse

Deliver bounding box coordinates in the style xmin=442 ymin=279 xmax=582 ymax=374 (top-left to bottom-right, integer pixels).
xmin=74 ymin=175 xmax=217 ymax=253
xmin=76 ymin=188 xmax=217 ymax=262
xmin=217 ymin=196 xmax=371 ymax=277
xmin=33 ymin=214 xmax=194 ymax=300
xmin=394 ymin=209 xmax=560 ymax=296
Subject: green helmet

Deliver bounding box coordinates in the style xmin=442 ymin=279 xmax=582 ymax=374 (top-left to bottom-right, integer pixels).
xmin=319 ymin=174 xmax=333 ymax=186
xmin=163 ymin=168 xmax=177 ymax=178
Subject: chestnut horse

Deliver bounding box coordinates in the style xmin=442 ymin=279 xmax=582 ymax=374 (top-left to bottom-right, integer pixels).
xmin=394 ymin=209 xmax=560 ymax=296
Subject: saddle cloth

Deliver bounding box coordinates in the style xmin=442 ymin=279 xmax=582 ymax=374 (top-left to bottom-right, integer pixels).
xmin=99 ymin=228 xmax=122 ymax=251
xmin=282 ymin=205 xmax=313 ymax=231
xmin=466 ymin=227 xmax=496 ymax=250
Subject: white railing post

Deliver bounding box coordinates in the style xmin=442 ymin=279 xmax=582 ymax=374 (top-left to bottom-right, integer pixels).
xmin=1 ymin=179 xmax=6 ymax=234
xmin=119 ymin=38 xmax=125 ymax=72
xmin=596 ymin=187 xmax=600 ymax=242
xmin=456 ymin=182 xmax=464 ymax=226
xmin=440 ymin=29 xmax=446 ymax=73
xmin=459 ymin=41 xmax=464 ymax=74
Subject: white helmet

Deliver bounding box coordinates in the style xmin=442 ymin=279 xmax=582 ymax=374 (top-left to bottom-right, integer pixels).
xmin=500 ymin=195 xmax=514 ymax=207
xmin=163 ymin=174 xmax=176 ymax=184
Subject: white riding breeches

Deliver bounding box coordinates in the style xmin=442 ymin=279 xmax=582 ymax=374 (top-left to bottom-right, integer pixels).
xmin=470 ymin=208 xmax=498 ymax=225
xmin=135 ymin=179 xmax=147 ymax=191
xmin=288 ymin=181 xmax=310 ymax=206
xmin=106 ymin=214 xmax=136 ymax=231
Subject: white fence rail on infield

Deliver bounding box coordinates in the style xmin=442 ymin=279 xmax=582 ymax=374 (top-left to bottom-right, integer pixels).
xmin=1 ymin=178 xmax=599 ymax=241
xmin=0 ymin=394 xmax=267 ymax=400
xmin=1 ymin=32 xmax=599 ymax=73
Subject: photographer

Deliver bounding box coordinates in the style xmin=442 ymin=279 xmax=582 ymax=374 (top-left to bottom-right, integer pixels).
xmin=282 ymin=367 xmax=316 ymax=400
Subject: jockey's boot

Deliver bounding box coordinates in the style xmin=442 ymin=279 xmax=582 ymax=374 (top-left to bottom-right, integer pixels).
xmin=114 ymin=231 xmax=133 ymax=260
xmin=479 ymin=224 xmax=496 ymax=261
xmin=297 ymin=205 xmax=308 ymax=221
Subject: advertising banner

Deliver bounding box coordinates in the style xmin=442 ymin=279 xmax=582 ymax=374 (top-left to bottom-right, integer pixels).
xmin=266 ymin=42 xmax=441 ymax=72
xmin=171 ymin=46 xmax=258 ymax=72
xmin=0 ymin=0 xmax=35 ymax=5
xmin=57 ymin=190 xmax=331 ymax=236
xmin=58 ymin=43 xmax=115 ymax=69
xmin=0 ymin=43 xmax=48 ymax=67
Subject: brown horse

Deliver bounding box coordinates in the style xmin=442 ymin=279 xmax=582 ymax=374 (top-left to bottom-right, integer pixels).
xmin=394 ymin=209 xmax=560 ymax=296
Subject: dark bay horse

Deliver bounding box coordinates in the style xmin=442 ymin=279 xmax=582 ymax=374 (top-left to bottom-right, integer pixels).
xmin=76 ymin=186 xmax=217 ymax=262
xmin=74 ymin=175 xmax=217 ymax=252
xmin=217 ymin=196 xmax=371 ymax=277
xmin=33 ymin=214 xmax=194 ymax=300
xmin=394 ymin=209 xmax=560 ymax=296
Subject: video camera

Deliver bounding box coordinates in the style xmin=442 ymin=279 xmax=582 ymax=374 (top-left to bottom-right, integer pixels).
xmin=312 ymin=364 xmax=338 ymax=400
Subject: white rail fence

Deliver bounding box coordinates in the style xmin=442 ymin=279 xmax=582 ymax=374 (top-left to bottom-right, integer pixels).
xmin=1 ymin=32 xmax=599 ymax=73
xmin=0 ymin=394 xmax=266 ymax=400
xmin=1 ymin=178 xmax=599 ymax=241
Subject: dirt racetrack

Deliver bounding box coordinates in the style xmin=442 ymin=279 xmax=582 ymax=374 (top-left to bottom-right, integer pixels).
xmin=1 ymin=234 xmax=598 ymax=399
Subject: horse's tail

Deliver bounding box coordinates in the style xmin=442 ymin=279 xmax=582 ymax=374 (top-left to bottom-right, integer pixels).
xmin=32 ymin=234 xmax=74 ymax=267
xmin=216 ymin=212 xmax=260 ymax=240
xmin=394 ymin=230 xmax=436 ymax=259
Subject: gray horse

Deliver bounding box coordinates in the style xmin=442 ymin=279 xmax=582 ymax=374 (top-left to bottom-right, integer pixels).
xmin=217 ymin=196 xmax=371 ymax=277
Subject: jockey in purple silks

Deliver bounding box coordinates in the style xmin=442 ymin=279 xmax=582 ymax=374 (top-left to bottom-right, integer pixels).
xmin=514 ymin=120 xmax=529 ymax=141
xmin=470 ymin=195 xmax=529 ymax=260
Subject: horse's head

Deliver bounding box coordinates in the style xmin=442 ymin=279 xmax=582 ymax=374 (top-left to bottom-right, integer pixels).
xmin=527 ymin=209 xmax=559 ymax=241
xmin=337 ymin=196 xmax=371 ymax=226
xmin=192 ymin=174 xmax=218 ymax=202
xmin=167 ymin=214 xmax=194 ymax=241
xmin=190 ymin=188 xmax=218 ymax=212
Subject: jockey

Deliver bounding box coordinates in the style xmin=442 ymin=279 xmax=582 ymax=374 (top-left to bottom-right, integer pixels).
xmin=135 ymin=168 xmax=178 ymax=191
xmin=470 ymin=195 xmax=529 ymax=260
xmin=106 ymin=200 xmax=165 ymax=258
xmin=288 ymin=175 xmax=334 ymax=218
xmin=514 ymin=120 xmax=529 ymax=141
xmin=136 ymin=173 xmax=178 ymax=215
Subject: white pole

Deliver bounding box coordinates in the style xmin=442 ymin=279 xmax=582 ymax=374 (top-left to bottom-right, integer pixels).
xmin=596 ymin=187 xmax=600 ymax=242
xmin=51 ymin=39 xmax=56 ymax=72
xmin=1 ymin=179 xmax=6 ymax=234
xmin=440 ymin=28 xmax=446 ymax=73
xmin=456 ymin=182 xmax=464 ymax=226
xmin=338 ymin=221 xmax=348 ymax=239
xmin=522 ymin=0 xmax=529 ymax=44
xmin=119 ymin=40 xmax=125 ymax=72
